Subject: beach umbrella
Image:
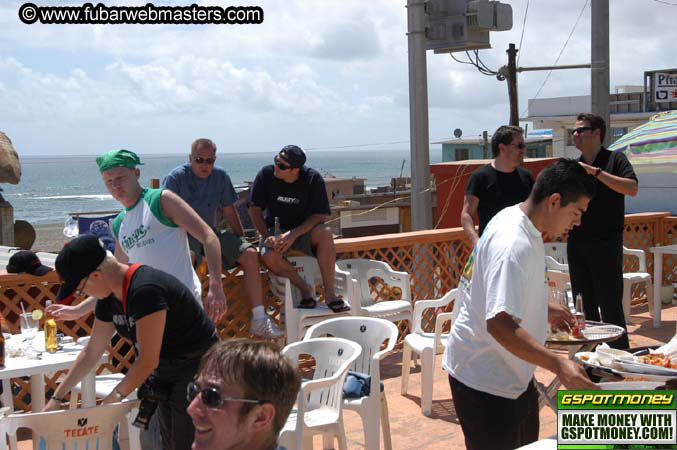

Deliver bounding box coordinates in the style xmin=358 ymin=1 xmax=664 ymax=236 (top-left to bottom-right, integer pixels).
xmin=0 ymin=131 xmax=21 ymax=184
xmin=608 ymin=110 xmax=677 ymax=173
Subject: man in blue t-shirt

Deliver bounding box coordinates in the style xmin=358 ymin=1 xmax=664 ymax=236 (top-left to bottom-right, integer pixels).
xmin=249 ymin=145 xmax=349 ymax=312
xmin=163 ymin=138 xmax=282 ymax=339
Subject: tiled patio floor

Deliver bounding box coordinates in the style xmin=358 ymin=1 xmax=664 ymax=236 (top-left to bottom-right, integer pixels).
xmin=16 ymin=302 xmax=677 ymax=450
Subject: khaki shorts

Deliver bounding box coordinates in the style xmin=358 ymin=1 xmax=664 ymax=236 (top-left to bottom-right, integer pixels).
xmin=188 ymin=231 xmax=254 ymax=270
xmin=259 ymin=228 xmax=314 ymax=256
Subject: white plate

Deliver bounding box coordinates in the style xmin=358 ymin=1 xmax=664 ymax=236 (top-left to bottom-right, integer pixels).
xmin=581 ymin=324 xmax=625 ymax=340
xmin=613 ymin=359 xmax=677 ymax=376
xmin=606 ymin=368 xmax=677 ymax=382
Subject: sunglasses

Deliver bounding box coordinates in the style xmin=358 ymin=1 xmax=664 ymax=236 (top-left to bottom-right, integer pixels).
xmin=186 ymin=381 xmax=268 ymax=409
xmin=274 ymin=156 xmax=291 ymax=171
xmin=510 ymin=142 xmax=526 ymax=149
xmin=194 ymin=157 xmax=216 ymax=165
xmin=571 ymin=126 xmax=593 ymax=135
xmin=76 ymin=274 xmax=90 ymax=297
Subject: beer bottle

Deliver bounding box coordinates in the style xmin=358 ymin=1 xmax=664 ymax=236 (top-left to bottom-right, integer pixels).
xmin=274 ymin=216 xmax=281 ymax=240
xmin=0 ymin=328 xmax=5 ymax=368
xmin=44 ymin=301 xmax=58 ymax=353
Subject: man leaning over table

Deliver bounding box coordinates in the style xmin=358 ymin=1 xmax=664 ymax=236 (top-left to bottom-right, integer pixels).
xmin=43 ymin=235 xmax=217 ymax=450
xmin=47 ymin=149 xmax=228 ymax=322
xmin=443 ymin=159 xmax=599 ymax=450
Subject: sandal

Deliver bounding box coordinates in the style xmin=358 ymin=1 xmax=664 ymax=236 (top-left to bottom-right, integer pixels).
xmin=298 ymin=297 xmax=317 ymax=309
xmin=327 ymin=297 xmax=351 ymax=313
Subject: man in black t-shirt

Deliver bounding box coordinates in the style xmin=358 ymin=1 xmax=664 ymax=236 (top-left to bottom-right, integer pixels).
xmin=461 ymin=125 xmax=535 ymax=246
xmin=44 ymin=235 xmax=217 ymax=450
xmin=249 ymin=145 xmax=349 ymax=312
xmin=568 ymin=113 xmax=638 ymax=349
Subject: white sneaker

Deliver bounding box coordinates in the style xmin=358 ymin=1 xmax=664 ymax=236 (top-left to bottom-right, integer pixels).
xmin=250 ymin=316 xmax=284 ymax=339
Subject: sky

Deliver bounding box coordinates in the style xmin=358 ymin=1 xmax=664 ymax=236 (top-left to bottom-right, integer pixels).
xmin=1 ymin=0 xmax=676 ymax=156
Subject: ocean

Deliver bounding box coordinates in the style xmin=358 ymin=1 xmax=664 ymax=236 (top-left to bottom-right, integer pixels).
xmin=2 ymin=149 xmax=442 ymax=225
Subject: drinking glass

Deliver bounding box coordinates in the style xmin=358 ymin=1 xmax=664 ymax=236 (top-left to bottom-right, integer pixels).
xmin=20 ymin=313 xmax=39 ymax=341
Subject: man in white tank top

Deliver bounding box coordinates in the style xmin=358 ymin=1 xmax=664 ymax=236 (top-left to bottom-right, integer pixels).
xmin=47 ymin=149 xmax=227 ymax=322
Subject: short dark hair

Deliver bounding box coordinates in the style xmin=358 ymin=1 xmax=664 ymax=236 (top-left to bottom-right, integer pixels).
xmin=191 ymin=138 xmax=217 ymax=154
xmin=197 ymin=339 xmax=301 ymax=435
xmin=531 ymin=158 xmax=596 ymax=206
xmin=576 ymin=113 xmax=606 ymax=141
xmin=491 ymin=125 xmax=524 ymax=157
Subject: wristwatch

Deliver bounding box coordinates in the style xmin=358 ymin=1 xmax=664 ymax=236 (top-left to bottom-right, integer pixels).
xmin=51 ymin=393 xmax=66 ymax=403
xmin=595 ymin=167 xmax=602 ymax=178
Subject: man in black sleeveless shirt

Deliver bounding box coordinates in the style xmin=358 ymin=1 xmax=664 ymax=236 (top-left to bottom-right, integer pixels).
xmin=44 ymin=235 xmax=217 ymax=450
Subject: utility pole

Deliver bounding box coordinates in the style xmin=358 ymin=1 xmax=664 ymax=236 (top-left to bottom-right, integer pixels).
xmin=407 ymin=0 xmax=432 ymax=231
xmin=591 ymin=0 xmax=610 ymax=145
xmin=482 ymin=130 xmax=489 ymax=159
xmin=507 ymin=43 xmax=519 ymax=126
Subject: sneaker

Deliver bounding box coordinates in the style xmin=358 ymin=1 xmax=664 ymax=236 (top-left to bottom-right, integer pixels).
xmin=250 ymin=316 xmax=284 ymax=339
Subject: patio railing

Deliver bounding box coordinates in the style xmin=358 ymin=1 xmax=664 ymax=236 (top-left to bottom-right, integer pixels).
xmin=1 ymin=212 xmax=674 ymax=411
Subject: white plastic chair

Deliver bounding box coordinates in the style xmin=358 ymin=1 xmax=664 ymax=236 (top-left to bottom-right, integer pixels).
xmin=546 ymin=270 xmax=573 ymax=312
xmin=401 ymin=289 xmax=460 ymax=416
xmin=544 ymin=242 xmax=568 ymax=265
xmin=304 ymin=317 xmax=398 ymax=450
xmin=0 ymin=400 xmax=139 ymax=450
xmin=279 ymin=337 xmax=362 ymax=450
xmin=336 ymin=259 xmax=412 ymax=325
xmin=69 ymin=373 xmax=141 ymax=450
xmin=268 ymin=256 xmax=352 ymax=344
xmin=622 ymin=246 xmax=655 ymax=326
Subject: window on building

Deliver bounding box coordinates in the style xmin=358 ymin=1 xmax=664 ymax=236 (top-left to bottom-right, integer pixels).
xmin=526 ymin=145 xmax=545 ymax=158
xmin=566 ymin=129 xmax=574 ymax=146
xmin=610 ymin=127 xmax=628 ymax=144
xmin=455 ymin=148 xmax=469 ymax=161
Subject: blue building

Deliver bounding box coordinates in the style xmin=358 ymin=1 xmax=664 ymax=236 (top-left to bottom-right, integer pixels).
xmin=436 ymin=134 xmax=552 ymax=162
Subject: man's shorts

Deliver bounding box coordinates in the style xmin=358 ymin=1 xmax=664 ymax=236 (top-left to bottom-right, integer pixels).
xmin=259 ymin=228 xmax=314 ymax=256
xmin=188 ymin=230 xmax=254 ymax=270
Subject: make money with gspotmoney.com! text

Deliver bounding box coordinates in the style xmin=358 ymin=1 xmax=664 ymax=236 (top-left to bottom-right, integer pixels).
xmin=18 ymin=2 xmax=264 ymax=25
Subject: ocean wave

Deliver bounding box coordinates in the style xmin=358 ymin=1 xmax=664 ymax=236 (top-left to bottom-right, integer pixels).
xmin=30 ymin=194 xmax=113 ymax=200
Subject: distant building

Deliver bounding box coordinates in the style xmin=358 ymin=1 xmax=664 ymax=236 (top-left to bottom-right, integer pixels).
xmin=434 ymin=136 xmax=551 ymax=162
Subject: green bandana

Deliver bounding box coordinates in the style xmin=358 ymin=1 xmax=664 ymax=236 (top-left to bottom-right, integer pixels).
xmin=96 ymin=149 xmax=144 ymax=172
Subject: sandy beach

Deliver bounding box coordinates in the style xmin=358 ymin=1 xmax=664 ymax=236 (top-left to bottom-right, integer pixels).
xmin=32 ymin=222 xmax=71 ymax=253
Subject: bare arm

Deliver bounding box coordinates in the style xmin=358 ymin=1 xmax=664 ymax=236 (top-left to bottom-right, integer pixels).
xmin=102 ymin=310 xmax=166 ymax=403
xmin=222 ymin=205 xmax=244 ymax=237
xmin=579 ymin=162 xmax=638 ymax=197
xmin=44 ymin=319 xmax=116 ymax=410
xmin=160 ymin=190 xmax=226 ymax=320
xmin=249 ymin=205 xmax=270 ymax=239
xmin=460 ymin=194 xmax=480 ymax=247
xmin=487 ymin=312 xmax=598 ymax=390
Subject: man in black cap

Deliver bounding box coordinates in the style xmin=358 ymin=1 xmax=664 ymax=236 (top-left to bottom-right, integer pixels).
xmin=6 ymin=251 xmax=53 ymax=276
xmin=43 ymin=235 xmax=217 ymax=450
xmin=249 ymin=145 xmax=349 ymax=312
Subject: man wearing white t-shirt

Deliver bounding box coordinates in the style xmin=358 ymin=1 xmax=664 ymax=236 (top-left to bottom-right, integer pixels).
xmin=443 ymin=159 xmax=599 ymax=449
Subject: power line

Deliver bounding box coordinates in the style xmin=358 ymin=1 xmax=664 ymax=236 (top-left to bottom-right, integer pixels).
xmin=520 ymin=0 xmax=589 ymax=117
xmin=516 ymin=0 xmax=530 ymax=67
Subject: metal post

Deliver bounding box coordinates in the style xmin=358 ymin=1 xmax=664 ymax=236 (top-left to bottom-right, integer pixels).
xmin=591 ymin=0 xmax=610 ymax=145
xmin=482 ymin=130 xmax=489 ymax=159
xmin=407 ymin=0 xmax=432 ymax=231
xmin=507 ymin=43 xmax=519 ymax=126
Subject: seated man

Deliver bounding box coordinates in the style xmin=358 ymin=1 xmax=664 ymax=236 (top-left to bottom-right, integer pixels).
xmin=249 ymin=145 xmax=349 ymax=312
xmin=163 ymin=138 xmax=282 ymax=338
xmin=187 ymin=339 xmax=301 ymax=450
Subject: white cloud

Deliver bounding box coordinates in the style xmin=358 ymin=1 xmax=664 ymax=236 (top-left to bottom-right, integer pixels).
xmin=0 ymin=0 xmax=676 ymax=154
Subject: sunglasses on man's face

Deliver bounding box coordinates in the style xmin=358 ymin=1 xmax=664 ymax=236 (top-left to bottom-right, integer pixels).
xmin=193 ymin=156 xmax=216 ymax=165
xmin=186 ymin=381 xmax=268 ymax=409
xmin=510 ymin=142 xmax=526 ymax=150
xmin=274 ymin=156 xmax=291 ymax=171
xmin=571 ymin=126 xmax=593 ymax=136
